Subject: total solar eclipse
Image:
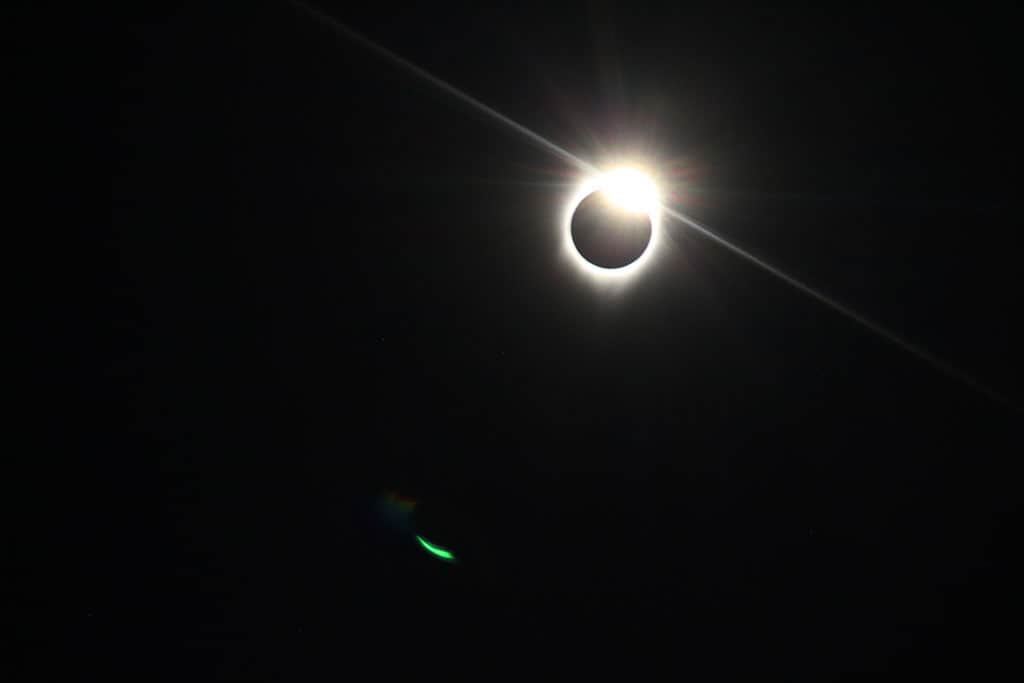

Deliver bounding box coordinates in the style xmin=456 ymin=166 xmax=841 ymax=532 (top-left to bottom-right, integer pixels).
xmin=567 ymin=167 xmax=660 ymax=271
xmin=570 ymin=190 xmax=653 ymax=269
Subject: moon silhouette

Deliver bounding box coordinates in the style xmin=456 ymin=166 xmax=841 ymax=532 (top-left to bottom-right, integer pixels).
xmin=570 ymin=190 xmax=653 ymax=269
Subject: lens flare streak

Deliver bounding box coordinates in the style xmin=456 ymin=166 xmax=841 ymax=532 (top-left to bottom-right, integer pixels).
xmin=416 ymin=535 xmax=456 ymax=562
xmin=289 ymin=0 xmax=1019 ymax=412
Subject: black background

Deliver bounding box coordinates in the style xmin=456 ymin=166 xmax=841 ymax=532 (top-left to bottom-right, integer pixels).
xmin=32 ymin=1 xmax=1024 ymax=678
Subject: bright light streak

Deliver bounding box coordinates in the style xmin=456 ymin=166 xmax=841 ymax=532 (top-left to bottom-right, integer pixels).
xmin=289 ymin=0 xmax=594 ymax=173
xmin=289 ymin=0 xmax=1021 ymax=413
xmin=416 ymin=535 xmax=456 ymax=562
xmin=660 ymin=204 xmax=1020 ymax=411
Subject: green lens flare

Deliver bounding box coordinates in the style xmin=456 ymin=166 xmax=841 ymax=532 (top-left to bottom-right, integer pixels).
xmin=416 ymin=535 xmax=456 ymax=562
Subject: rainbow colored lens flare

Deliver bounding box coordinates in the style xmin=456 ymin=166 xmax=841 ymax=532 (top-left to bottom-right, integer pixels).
xmin=416 ymin=535 xmax=456 ymax=562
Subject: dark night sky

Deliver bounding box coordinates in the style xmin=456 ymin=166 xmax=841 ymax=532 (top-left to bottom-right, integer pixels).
xmin=32 ymin=1 xmax=1024 ymax=679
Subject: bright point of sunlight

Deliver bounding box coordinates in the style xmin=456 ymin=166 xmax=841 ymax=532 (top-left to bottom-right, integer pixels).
xmin=601 ymin=167 xmax=660 ymax=214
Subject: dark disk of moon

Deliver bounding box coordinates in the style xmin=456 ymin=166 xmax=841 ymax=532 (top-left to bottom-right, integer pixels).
xmin=570 ymin=190 xmax=652 ymax=269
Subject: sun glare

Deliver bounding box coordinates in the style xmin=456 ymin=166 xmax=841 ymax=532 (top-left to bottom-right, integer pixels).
xmin=601 ymin=167 xmax=659 ymax=214
xmin=562 ymin=164 xmax=663 ymax=284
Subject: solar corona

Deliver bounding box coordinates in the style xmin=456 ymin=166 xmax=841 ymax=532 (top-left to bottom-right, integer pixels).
xmin=565 ymin=166 xmax=662 ymax=277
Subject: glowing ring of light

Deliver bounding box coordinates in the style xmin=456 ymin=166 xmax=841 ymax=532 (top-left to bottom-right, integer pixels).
xmin=562 ymin=166 xmax=663 ymax=283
